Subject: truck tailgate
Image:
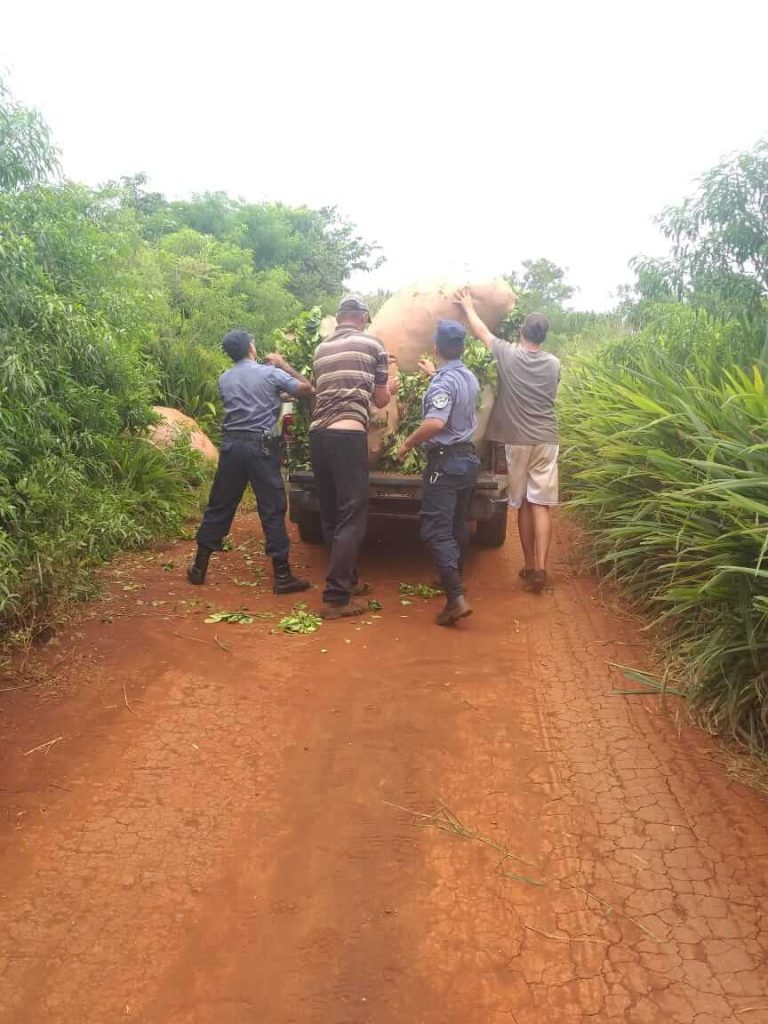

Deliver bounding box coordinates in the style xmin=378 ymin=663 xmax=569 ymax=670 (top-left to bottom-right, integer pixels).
xmin=288 ymin=470 xmax=503 ymax=491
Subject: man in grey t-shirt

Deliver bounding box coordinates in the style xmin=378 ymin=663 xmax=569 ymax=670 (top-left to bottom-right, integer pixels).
xmin=456 ymin=289 xmax=560 ymax=593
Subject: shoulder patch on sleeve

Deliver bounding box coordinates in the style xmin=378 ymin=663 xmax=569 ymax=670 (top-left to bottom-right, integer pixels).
xmin=431 ymin=392 xmax=450 ymax=410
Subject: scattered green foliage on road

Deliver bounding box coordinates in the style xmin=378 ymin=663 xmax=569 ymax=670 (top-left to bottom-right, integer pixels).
xmin=275 ymin=604 xmax=322 ymax=635
xmin=204 ymin=611 xmax=255 ymax=625
xmin=399 ymin=583 xmax=442 ymax=599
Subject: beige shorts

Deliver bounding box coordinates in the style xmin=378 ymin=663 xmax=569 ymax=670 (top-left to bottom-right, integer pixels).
xmin=506 ymin=443 xmax=559 ymax=508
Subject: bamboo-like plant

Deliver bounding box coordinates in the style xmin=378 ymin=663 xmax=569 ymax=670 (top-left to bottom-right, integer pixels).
xmin=561 ymin=308 xmax=768 ymax=748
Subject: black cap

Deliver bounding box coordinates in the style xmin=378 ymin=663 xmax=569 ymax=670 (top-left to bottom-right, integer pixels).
xmin=222 ymin=329 xmax=254 ymax=362
xmin=336 ymin=294 xmax=371 ymax=318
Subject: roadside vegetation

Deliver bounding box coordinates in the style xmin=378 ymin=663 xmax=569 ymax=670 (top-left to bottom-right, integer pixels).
xmin=2 ymin=76 xmax=767 ymax=751
xmin=0 ymin=79 xmax=378 ymax=637
xmin=560 ymin=140 xmax=768 ymax=750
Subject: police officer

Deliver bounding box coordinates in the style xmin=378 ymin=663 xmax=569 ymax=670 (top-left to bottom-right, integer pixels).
xmin=188 ymin=328 xmax=314 ymax=593
xmin=396 ymin=320 xmax=480 ymax=626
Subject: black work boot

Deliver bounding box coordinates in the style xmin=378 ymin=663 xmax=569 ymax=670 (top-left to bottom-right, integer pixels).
xmin=272 ymin=558 xmax=310 ymax=595
xmin=436 ymin=594 xmax=473 ymax=627
xmin=436 ymin=566 xmax=472 ymax=626
xmin=187 ymin=545 xmax=212 ymax=585
xmin=432 ymin=556 xmax=466 ymax=593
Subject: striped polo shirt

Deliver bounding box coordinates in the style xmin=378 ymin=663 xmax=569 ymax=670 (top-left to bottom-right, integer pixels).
xmin=310 ymin=326 xmax=389 ymax=430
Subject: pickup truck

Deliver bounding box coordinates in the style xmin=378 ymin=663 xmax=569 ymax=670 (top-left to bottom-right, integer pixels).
xmin=284 ymin=433 xmax=510 ymax=548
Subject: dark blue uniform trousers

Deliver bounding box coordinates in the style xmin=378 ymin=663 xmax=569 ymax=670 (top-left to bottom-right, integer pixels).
xmin=420 ymin=451 xmax=480 ymax=600
xmin=196 ymin=435 xmax=290 ymax=561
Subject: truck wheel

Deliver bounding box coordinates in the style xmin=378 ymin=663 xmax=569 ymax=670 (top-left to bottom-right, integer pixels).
xmin=474 ymin=509 xmax=508 ymax=548
xmin=296 ymin=511 xmax=324 ymax=544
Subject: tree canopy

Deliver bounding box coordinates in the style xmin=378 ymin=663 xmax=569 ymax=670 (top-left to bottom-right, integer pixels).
xmin=632 ymin=139 xmax=768 ymax=319
xmin=507 ymin=257 xmax=575 ymax=312
xmin=117 ymin=182 xmax=384 ymax=310
xmin=0 ymin=79 xmax=59 ymax=190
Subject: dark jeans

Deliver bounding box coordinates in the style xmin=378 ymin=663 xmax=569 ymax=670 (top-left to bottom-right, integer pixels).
xmin=309 ymin=428 xmax=369 ymax=605
xmin=420 ymin=450 xmax=480 ymax=601
xmin=196 ymin=434 xmax=290 ymax=561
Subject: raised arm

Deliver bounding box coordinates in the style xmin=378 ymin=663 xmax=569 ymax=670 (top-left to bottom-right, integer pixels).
xmin=292 ymin=381 xmax=314 ymax=399
xmin=373 ymin=353 xmax=400 ymax=409
xmin=265 ymin=353 xmax=315 ymax=399
xmin=454 ymin=287 xmax=497 ymax=350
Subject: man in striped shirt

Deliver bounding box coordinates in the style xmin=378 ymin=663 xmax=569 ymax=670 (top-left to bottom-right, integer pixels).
xmin=310 ymin=295 xmax=397 ymax=617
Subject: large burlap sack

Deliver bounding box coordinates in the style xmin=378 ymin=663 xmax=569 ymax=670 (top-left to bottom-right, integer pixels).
xmin=365 ymin=279 xmax=514 ymax=464
xmin=472 ymin=384 xmax=496 ymax=445
xmin=148 ymin=407 xmax=218 ymax=463
xmin=370 ymin=278 xmax=516 ymax=373
xmin=319 ymin=314 xmax=337 ymax=340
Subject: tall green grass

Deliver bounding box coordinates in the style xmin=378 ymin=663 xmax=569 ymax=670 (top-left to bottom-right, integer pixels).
xmin=561 ymin=306 xmax=768 ymax=749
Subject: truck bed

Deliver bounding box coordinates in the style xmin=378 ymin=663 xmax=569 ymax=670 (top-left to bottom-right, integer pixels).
xmin=288 ymin=453 xmax=509 ymax=544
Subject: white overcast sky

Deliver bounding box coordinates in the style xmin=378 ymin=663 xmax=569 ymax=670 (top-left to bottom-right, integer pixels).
xmin=3 ymin=0 xmax=767 ymax=310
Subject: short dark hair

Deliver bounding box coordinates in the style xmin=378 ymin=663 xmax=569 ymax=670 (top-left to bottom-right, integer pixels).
xmin=437 ymin=339 xmax=465 ymax=360
xmin=435 ymin=319 xmax=466 ymax=361
xmin=521 ymin=313 xmax=549 ymax=345
xmin=222 ymin=329 xmax=253 ymax=362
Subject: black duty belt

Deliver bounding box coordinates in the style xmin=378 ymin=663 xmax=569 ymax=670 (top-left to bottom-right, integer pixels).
xmin=427 ymin=441 xmax=476 ymax=460
xmin=224 ymin=430 xmax=273 ymax=441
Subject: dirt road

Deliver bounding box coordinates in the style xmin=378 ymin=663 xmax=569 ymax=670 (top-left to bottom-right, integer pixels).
xmin=1 ymin=513 xmax=767 ymax=1023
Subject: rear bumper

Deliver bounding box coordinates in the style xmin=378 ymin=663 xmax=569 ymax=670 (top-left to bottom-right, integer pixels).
xmin=288 ymin=470 xmax=509 ymax=523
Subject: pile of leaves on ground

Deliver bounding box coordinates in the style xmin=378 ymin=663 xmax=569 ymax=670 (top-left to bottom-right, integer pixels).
xmin=275 ymin=309 xmax=497 ymax=474
xmin=560 ymin=304 xmax=768 ymax=751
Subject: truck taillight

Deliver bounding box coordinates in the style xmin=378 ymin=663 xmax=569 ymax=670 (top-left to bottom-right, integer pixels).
xmin=494 ymin=444 xmax=508 ymax=475
xmin=282 ymin=413 xmax=295 ymax=440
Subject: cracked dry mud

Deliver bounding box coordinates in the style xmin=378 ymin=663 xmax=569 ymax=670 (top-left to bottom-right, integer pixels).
xmin=1 ymin=514 xmax=767 ymax=1023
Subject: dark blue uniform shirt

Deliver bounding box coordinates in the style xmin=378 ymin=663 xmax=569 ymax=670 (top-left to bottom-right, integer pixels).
xmin=422 ymin=360 xmax=479 ymax=448
xmin=218 ymin=360 xmax=300 ymax=434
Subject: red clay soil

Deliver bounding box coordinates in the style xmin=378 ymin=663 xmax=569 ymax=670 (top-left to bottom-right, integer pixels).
xmin=1 ymin=513 xmax=767 ymax=1024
